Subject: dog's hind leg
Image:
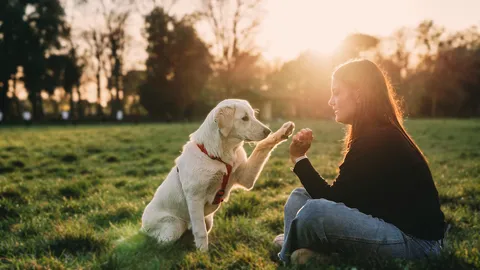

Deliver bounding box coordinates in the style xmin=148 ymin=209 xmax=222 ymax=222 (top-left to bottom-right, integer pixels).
xmin=145 ymin=215 xmax=188 ymax=244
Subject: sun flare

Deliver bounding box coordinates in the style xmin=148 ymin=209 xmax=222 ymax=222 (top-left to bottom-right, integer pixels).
xmin=259 ymin=0 xmax=347 ymax=61
xmin=257 ymin=0 xmax=479 ymax=62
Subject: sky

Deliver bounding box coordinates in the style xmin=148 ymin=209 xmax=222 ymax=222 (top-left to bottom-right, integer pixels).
xmin=44 ymin=0 xmax=480 ymax=104
xmin=148 ymin=0 xmax=480 ymax=61
xmin=257 ymin=0 xmax=480 ymax=61
xmin=82 ymin=0 xmax=480 ymax=69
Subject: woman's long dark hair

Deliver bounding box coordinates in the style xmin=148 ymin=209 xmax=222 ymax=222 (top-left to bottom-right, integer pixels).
xmin=332 ymin=58 xmax=427 ymax=162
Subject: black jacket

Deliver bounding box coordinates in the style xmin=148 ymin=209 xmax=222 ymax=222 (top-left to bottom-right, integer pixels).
xmin=293 ymin=125 xmax=445 ymax=240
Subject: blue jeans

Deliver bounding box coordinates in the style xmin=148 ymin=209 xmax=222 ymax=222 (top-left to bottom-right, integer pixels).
xmin=279 ymin=187 xmax=443 ymax=263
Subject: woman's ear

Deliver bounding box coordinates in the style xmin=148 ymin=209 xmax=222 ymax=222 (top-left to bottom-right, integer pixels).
xmin=214 ymin=105 xmax=236 ymax=137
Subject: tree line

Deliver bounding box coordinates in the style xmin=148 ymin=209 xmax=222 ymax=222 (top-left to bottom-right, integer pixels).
xmin=1 ymin=0 xmax=479 ymax=123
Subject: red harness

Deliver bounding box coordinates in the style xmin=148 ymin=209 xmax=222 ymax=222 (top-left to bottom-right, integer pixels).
xmin=197 ymin=144 xmax=232 ymax=204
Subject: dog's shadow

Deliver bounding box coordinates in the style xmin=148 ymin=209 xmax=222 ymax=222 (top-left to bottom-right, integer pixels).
xmin=102 ymin=229 xmax=197 ymax=269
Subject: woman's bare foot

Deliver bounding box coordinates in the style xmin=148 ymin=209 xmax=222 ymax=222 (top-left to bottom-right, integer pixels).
xmin=273 ymin=234 xmax=284 ymax=249
xmin=291 ymin=248 xmax=317 ymax=265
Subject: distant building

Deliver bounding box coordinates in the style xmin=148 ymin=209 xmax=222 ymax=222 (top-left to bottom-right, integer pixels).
xmin=236 ymin=88 xmax=301 ymax=121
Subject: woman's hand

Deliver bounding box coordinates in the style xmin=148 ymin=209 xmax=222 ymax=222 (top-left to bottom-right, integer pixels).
xmin=289 ymin=128 xmax=313 ymax=163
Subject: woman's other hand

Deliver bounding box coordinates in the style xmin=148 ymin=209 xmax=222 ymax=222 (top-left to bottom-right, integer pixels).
xmin=289 ymin=128 xmax=313 ymax=163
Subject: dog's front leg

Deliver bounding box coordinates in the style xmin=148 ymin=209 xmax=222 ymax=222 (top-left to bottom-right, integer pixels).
xmin=186 ymin=196 xmax=209 ymax=252
xmin=235 ymin=121 xmax=295 ymax=190
xmin=234 ymin=146 xmax=274 ymax=190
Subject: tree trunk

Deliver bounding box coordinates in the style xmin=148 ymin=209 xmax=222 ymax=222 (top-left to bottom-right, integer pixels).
xmin=108 ymin=80 xmax=115 ymax=119
xmin=110 ymin=70 xmax=123 ymax=119
xmin=29 ymin=93 xmax=36 ymax=121
xmin=52 ymin=97 xmax=60 ymax=117
xmin=30 ymin=92 xmax=44 ymax=121
xmin=65 ymin=86 xmax=75 ymax=120
xmin=96 ymin=71 xmax=103 ymax=117
xmin=116 ymin=74 xmax=123 ymax=114
xmin=13 ymin=97 xmax=21 ymax=120
xmin=0 ymin=78 xmax=10 ymax=121
xmin=69 ymin=94 xmax=75 ymax=120
xmin=75 ymin=83 xmax=84 ymax=119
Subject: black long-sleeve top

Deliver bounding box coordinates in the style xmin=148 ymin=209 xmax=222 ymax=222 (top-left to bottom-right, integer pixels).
xmin=293 ymin=125 xmax=445 ymax=240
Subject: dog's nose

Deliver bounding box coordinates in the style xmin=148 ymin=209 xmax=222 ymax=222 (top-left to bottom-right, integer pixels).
xmin=264 ymin=128 xmax=272 ymax=137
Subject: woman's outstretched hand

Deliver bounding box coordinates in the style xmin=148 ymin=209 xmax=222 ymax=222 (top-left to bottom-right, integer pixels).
xmin=289 ymin=128 xmax=313 ymax=164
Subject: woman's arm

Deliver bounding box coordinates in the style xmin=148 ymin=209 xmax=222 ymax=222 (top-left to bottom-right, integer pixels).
xmin=289 ymin=128 xmax=341 ymax=199
xmin=293 ymin=158 xmax=331 ymax=198
xmin=291 ymin=131 xmax=390 ymax=206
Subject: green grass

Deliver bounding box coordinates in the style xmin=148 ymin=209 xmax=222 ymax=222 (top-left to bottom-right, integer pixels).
xmin=0 ymin=119 xmax=479 ymax=269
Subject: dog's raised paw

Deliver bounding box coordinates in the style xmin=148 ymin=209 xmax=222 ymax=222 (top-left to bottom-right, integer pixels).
xmin=259 ymin=121 xmax=295 ymax=146
xmin=280 ymin=121 xmax=295 ymax=140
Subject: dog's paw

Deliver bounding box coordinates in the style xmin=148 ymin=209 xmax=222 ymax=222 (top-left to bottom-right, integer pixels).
xmin=197 ymin=243 xmax=209 ymax=252
xmin=270 ymin=121 xmax=295 ymax=143
xmin=279 ymin=121 xmax=295 ymax=140
xmin=195 ymin=237 xmax=209 ymax=252
xmin=257 ymin=121 xmax=295 ymax=148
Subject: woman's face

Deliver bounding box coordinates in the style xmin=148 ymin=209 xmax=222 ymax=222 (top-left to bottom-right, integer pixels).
xmin=328 ymin=78 xmax=358 ymax=124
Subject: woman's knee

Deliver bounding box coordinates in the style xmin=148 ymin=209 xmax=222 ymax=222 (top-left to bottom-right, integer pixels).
xmin=284 ymin=188 xmax=311 ymax=218
xmin=289 ymin=187 xmax=312 ymax=203
xmin=295 ymin=199 xmax=338 ymax=227
xmin=284 ymin=188 xmax=311 ymax=210
xmin=291 ymin=187 xmax=310 ymax=198
xmin=303 ymin=199 xmax=336 ymax=214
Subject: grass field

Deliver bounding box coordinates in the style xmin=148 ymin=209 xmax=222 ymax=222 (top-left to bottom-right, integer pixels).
xmin=1 ymin=119 xmax=479 ymax=269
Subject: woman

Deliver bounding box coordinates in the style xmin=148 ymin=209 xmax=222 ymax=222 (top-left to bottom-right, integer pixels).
xmin=275 ymin=59 xmax=446 ymax=264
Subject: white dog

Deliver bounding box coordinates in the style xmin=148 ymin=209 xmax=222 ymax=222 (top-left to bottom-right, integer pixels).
xmin=141 ymin=99 xmax=294 ymax=251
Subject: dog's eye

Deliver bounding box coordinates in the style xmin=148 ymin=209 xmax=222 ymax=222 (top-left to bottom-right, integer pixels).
xmin=242 ymin=116 xmax=249 ymax=121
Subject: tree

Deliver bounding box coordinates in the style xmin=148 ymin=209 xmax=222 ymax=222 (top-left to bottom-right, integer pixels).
xmin=377 ymin=28 xmax=412 ymax=83
xmin=83 ymin=29 xmax=108 ymax=116
xmin=453 ymin=28 xmax=480 ymax=116
xmin=123 ymin=69 xmax=146 ymax=116
xmin=267 ymin=51 xmax=332 ymax=118
xmin=374 ymin=28 xmax=414 ymax=115
xmin=60 ymin=0 xmax=87 ymax=119
xmin=198 ymin=0 xmax=264 ymax=98
xmin=45 ymin=48 xmax=85 ymax=119
xmin=140 ymin=7 xmax=212 ymax=120
xmin=21 ymin=0 xmax=69 ymax=120
xmin=414 ymin=20 xmax=446 ymax=117
xmin=123 ymin=70 xmax=145 ymax=98
xmin=334 ymin=33 xmax=380 ymax=64
xmin=64 ymin=45 xmax=85 ymax=119
xmin=44 ymin=54 xmax=68 ymax=115
xmin=428 ymin=29 xmax=480 ymax=117
xmin=79 ymin=0 xmax=134 ymax=118
xmin=0 ymin=1 xmax=27 ymax=120
xmin=101 ymin=0 xmax=131 ymax=117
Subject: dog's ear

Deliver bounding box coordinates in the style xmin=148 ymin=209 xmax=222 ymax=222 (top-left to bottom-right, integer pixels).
xmin=214 ymin=105 xmax=235 ymax=137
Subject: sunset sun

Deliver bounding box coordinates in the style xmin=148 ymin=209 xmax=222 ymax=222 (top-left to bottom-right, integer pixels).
xmin=259 ymin=0 xmax=347 ymax=61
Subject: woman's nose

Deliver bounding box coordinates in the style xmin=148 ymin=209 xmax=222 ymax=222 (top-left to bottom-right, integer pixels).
xmin=328 ymin=97 xmax=334 ymax=107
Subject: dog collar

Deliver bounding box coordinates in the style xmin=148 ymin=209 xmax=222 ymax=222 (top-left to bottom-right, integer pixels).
xmin=197 ymin=144 xmax=232 ymax=204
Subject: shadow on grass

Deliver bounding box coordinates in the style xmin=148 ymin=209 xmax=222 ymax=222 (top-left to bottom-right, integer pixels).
xmin=48 ymin=232 xmax=108 ymax=257
xmin=223 ymin=193 xmax=262 ymax=218
xmin=100 ymin=230 xmax=195 ymax=270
